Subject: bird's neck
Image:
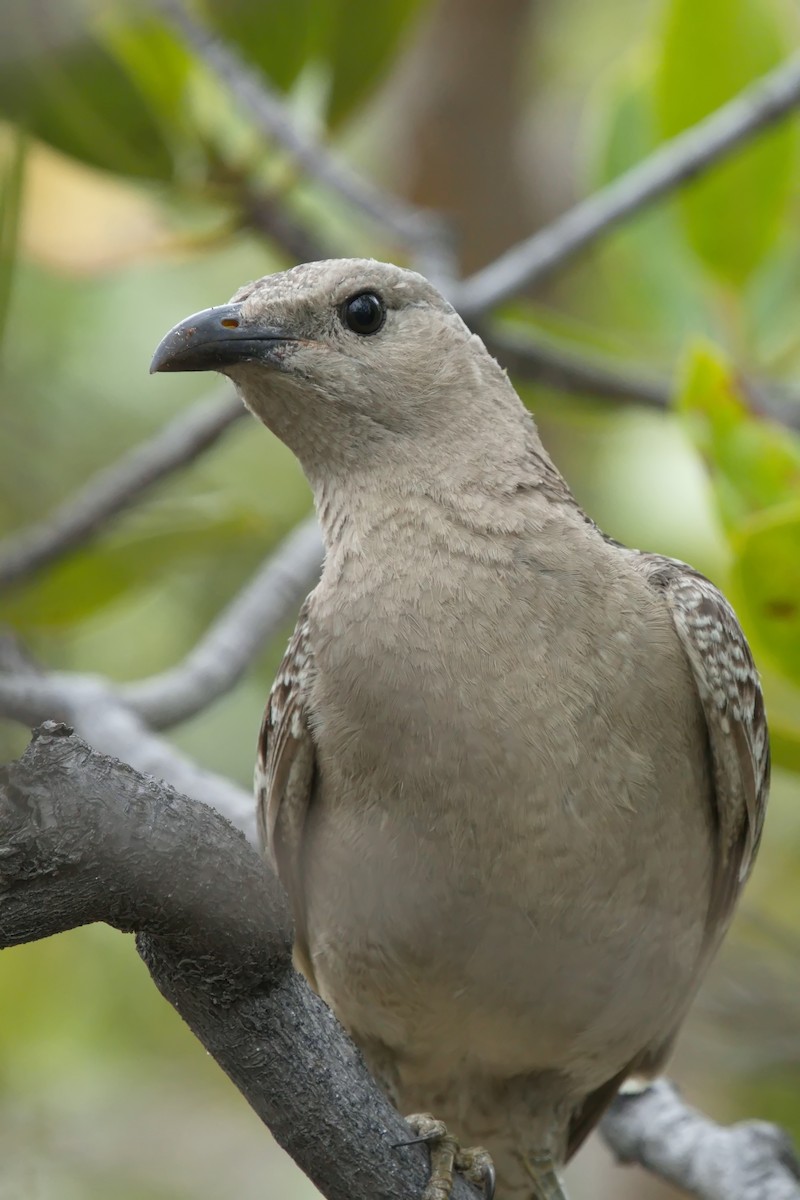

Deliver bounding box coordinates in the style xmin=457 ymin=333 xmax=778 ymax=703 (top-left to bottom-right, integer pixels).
xmin=311 ymin=430 xmax=581 ymax=564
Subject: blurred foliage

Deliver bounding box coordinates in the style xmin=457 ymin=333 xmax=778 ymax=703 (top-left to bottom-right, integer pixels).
xmin=0 ymin=124 xmax=25 ymax=346
xmin=656 ymin=0 xmax=795 ymax=282
xmin=0 ymin=0 xmax=799 ymax=1197
xmin=201 ymin=0 xmax=428 ymax=126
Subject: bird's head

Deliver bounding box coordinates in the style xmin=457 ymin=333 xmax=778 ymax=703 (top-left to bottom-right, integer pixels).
xmin=151 ymin=259 xmax=529 ymax=490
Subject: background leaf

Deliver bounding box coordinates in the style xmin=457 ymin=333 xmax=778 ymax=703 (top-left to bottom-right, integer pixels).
xmin=325 ymin=0 xmax=428 ymax=126
xmin=732 ymin=502 xmax=800 ymax=681
xmin=0 ymin=7 xmax=178 ymax=181
xmin=201 ymin=0 xmax=320 ymax=93
xmin=0 ymin=127 xmax=26 ymax=352
xmin=656 ymin=0 xmax=796 ymax=284
xmin=675 ymin=337 xmax=800 ymax=526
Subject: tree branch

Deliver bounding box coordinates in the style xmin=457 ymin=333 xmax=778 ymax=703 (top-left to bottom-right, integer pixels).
xmin=0 ymin=517 xmax=323 ymax=829
xmin=483 ymin=328 xmax=672 ymax=409
xmin=155 ymin=0 xmax=457 ymax=288
xmin=455 ymin=54 xmax=800 ymax=316
xmin=121 ymin=515 xmax=323 ymax=729
xmin=0 ymin=389 xmax=246 ymax=592
xmin=0 ymin=725 xmax=474 ymax=1200
xmin=485 ymin=328 xmax=800 ymax=429
xmin=603 ymin=1081 xmax=800 ymax=1200
xmin=0 ymin=645 xmax=255 ymax=840
xmin=1 ymin=727 xmax=797 ymax=1200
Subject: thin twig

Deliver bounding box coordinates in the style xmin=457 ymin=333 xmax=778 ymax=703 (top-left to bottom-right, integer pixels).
xmin=485 ymin=328 xmax=800 ymax=429
xmin=122 ymin=516 xmax=323 ymax=729
xmin=455 ymin=54 xmax=800 ymax=316
xmin=0 ymin=389 xmax=246 ymax=591
xmin=155 ymin=0 xmax=457 ymax=289
xmin=484 ymin=328 xmax=672 ymax=409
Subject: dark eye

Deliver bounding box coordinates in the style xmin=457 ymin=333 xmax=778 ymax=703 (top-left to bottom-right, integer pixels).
xmin=341 ymin=292 xmax=386 ymax=335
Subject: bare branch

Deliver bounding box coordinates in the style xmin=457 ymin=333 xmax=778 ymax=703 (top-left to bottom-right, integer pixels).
xmin=0 ymin=389 xmax=246 ymax=592
xmin=484 ymin=328 xmax=672 ymax=409
xmin=121 ymin=516 xmax=323 ymax=729
xmin=0 ymin=725 xmax=474 ymax=1200
xmin=155 ymin=0 xmax=457 ymax=288
xmin=0 ymin=651 xmax=255 ymax=840
xmin=603 ymin=1081 xmax=800 ymax=1200
xmin=485 ymin=328 xmax=800 ymax=430
xmin=1 ymin=727 xmax=797 ymax=1200
xmin=455 ymin=55 xmax=800 ymax=316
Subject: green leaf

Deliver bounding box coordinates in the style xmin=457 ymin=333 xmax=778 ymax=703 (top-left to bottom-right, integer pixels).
xmin=581 ymin=49 xmax=711 ymax=344
xmin=201 ymin=0 xmax=427 ymax=126
xmin=98 ymin=14 xmax=196 ymax=166
xmin=200 ymin=0 xmax=319 ymax=93
xmin=769 ymin=716 xmax=800 ymax=772
xmin=675 ymin=338 xmax=800 ymax=524
xmin=586 ymin=48 xmax=657 ymax=187
xmin=731 ymin=502 xmax=800 ymax=681
xmin=325 ymin=0 xmax=428 ymax=127
xmin=655 ymin=0 xmax=795 ymax=283
xmin=0 ymin=128 xmax=26 ymax=354
xmin=0 ymin=13 xmax=177 ymax=181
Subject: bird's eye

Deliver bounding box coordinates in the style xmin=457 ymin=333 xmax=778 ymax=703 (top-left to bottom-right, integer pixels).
xmin=341 ymin=292 xmax=386 ymax=335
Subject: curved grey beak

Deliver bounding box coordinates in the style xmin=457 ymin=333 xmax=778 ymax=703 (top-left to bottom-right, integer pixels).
xmin=150 ymin=304 xmax=295 ymax=374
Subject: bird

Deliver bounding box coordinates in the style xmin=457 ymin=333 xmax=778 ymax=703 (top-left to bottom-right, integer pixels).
xmin=151 ymin=258 xmax=769 ymax=1200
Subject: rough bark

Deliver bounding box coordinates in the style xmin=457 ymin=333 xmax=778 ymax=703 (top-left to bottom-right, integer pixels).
xmin=0 ymin=723 xmax=474 ymax=1200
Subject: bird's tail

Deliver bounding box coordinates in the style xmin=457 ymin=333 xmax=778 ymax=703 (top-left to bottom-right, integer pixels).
xmin=521 ymin=1153 xmax=571 ymax=1200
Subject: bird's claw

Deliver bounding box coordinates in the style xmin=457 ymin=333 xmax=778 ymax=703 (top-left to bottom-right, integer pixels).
xmin=403 ymin=1113 xmax=496 ymax=1200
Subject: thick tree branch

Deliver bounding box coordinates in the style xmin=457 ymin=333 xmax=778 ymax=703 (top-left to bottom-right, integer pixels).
xmin=1 ymin=727 xmax=797 ymax=1200
xmin=455 ymin=55 xmax=800 ymax=316
xmin=0 ymin=390 xmax=245 ymax=592
xmin=0 ymin=725 xmax=474 ymax=1200
xmin=155 ymin=0 xmax=457 ymax=288
xmin=121 ymin=516 xmax=323 ymax=729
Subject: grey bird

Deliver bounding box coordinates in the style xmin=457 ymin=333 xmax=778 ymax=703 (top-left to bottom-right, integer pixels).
xmin=151 ymin=259 xmax=769 ymax=1200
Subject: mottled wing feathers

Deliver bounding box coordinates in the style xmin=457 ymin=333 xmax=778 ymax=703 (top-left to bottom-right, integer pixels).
xmin=567 ymin=556 xmax=770 ymax=1157
xmin=642 ymin=556 xmax=769 ymax=921
xmin=255 ymin=598 xmax=317 ymax=920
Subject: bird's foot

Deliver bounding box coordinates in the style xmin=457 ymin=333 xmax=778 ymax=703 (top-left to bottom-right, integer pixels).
xmin=520 ymin=1149 xmax=570 ymax=1200
xmin=402 ymin=1113 xmax=496 ymax=1200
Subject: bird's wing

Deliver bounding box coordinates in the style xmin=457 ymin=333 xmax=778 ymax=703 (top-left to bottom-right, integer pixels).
xmin=639 ymin=555 xmax=770 ymax=928
xmin=255 ymin=597 xmax=317 ymax=935
xmin=569 ymin=561 xmax=769 ymax=1160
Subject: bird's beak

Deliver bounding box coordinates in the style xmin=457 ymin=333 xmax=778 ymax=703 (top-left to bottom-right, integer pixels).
xmin=150 ymin=304 xmax=296 ymax=374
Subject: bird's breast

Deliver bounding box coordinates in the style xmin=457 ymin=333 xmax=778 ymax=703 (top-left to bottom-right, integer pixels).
xmin=299 ymin=535 xmax=714 ymax=1083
